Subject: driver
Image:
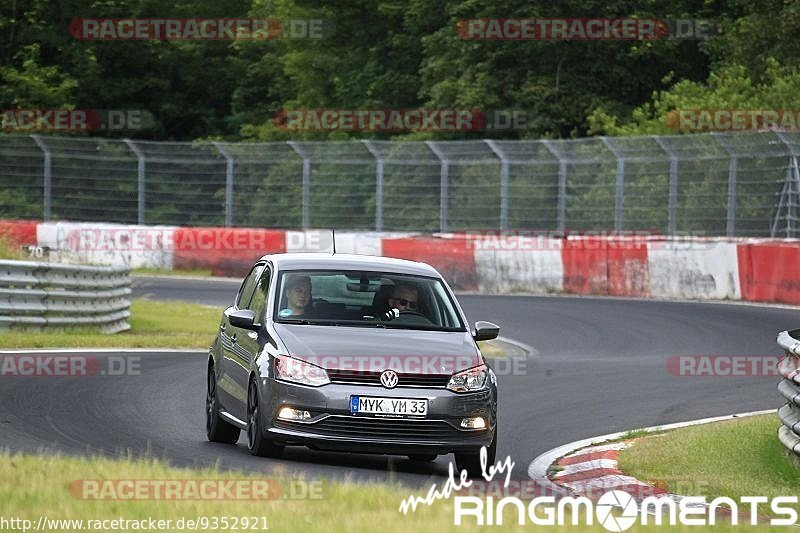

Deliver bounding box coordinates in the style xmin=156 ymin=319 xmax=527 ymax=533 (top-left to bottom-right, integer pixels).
xmin=388 ymin=284 xmax=418 ymax=312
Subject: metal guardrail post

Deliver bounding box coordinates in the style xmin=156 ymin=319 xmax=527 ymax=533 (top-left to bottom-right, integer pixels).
xmin=542 ymin=140 xmax=566 ymax=232
xmin=601 ymin=136 xmax=625 ymax=231
xmin=653 ymin=136 xmax=679 ymax=235
xmin=212 ymin=142 xmax=236 ymax=227
xmin=713 ymin=133 xmax=738 ymax=237
xmin=124 ymin=139 xmax=146 ymax=225
xmin=30 ymin=135 xmax=52 ymax=221
xmin=775 ymin=330 xmax=800 ymax=457
xmin=287 ymin=142 xmax=311 ymax=229
xmin=7 ymin=132 xmax=796 ymax=236
xmin=787 ymin=160 xmax=799 ymax=240
xmin=425 ymin=141 xmax=449 ymax=233
xmin=774 ymin=132 xmax=800 ymax=238
xmin=484 ymin=140 xmax=509 ymax=230
xmin=0 ymin=259 xmax=132 ymax=333
xmin=361 ymin=140 xmax=384 ymax=231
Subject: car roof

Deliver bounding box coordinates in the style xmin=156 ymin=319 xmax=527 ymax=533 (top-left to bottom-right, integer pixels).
xmin=260 ymin=253 xmax=441 ymax=277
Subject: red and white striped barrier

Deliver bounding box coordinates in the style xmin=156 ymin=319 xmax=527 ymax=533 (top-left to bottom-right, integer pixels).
xmin=2 ymin=220 xmax=800 ymax=305
xmin=549 ymin=442 xmax=667 ymax=500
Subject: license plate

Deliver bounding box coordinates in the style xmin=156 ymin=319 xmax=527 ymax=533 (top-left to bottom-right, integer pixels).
xmin=350 ymin=396 xmax=428 ymax=417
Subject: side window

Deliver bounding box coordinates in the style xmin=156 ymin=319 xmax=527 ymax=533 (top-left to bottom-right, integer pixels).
xmin=248 ymin=267 xmax=271 ymax=321
xmin=236 ymin=264 xmax=264 ymax=309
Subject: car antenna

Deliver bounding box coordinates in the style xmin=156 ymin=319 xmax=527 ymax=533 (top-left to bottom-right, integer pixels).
xmin=331 ymin=228 xmax=336 ymax=255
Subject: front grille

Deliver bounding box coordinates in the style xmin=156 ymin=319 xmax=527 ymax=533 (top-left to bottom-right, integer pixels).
xmin=275 ymin=415 xmax=485 ymax=441
xmin=328 ymin=370 xmax=450 ymax=388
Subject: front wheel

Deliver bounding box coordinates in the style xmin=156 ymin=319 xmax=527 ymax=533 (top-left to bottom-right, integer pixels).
xmin=247 ymin=380 xmax=284 ymax=458
xmin=454 ymin=425 xmax=497 ymax=478
xmin=206 ymin=365 xmax=240 ymax=444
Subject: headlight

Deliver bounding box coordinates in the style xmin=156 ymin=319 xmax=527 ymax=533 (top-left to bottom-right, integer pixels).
xmin=275 ymin=355 xmax=330 ymax=387
xmin=447 ymin=364 xmax=488 ymax=393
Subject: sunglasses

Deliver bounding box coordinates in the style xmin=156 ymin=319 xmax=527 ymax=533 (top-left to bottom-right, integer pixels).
xmin=389 ymin=296 xmax=417 ymax=309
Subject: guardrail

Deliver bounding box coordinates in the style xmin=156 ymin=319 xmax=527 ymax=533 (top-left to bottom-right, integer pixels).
xmin=776 ymin=330 xmax=800 ymax=457
xmin=0 ymin=260 xmax=131 ymax=334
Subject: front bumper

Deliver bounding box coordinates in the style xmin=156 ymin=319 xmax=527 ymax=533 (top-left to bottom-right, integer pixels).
xmin=260 ymin=379 xmax=497 ymax=455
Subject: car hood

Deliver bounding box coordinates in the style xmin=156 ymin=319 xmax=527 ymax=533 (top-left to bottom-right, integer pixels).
xmin=272 ymin=324 xmax=482 ymax=374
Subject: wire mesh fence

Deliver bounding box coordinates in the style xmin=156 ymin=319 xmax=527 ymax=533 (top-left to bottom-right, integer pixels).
xmin=1 ymin=131 xmax=799 ymax=237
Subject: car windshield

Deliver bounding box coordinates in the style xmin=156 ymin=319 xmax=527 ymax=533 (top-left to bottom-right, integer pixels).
xmin=273 ymin=270 xmax=465 ymax=332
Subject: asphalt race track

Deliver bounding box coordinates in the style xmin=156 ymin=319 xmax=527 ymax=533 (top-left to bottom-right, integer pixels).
xmin=1 ymin=274 xmax=797 ymax=489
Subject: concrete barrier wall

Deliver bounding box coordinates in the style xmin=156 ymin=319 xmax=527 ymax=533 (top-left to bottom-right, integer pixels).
xmin=36 ymin=222 xmax=177 ymax=269
xmin=0 ymin=220 xmax=38 ymax=250
xmin=561 ymin=236 xmax=649 ymax=297
xmin=738 ymin=242 xmax=800 ymax=305
xmin=474 ymin=237 xmax=563 ymax=294
xmin=171 ymin=227 xmax=286 ymax=277
xmin=3 ymin=220 xmax=800 ymax=305
xmin=382 ymin=235 xmax=478 ymax=291
xmin=648 ymin=240 xmax=741 ymax=300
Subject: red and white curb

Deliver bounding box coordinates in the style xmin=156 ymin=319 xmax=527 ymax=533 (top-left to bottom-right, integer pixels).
xmin=528 ymin=409 xmax=774 ymax=503
xmin=549 ymin=442 xmax=668 ymax=499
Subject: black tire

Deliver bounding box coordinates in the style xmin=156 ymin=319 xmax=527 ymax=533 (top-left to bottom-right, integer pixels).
xmin=247 ymin=379 xmax=284 ymax=458
xmin=454 ymin=425 xmax=497 ymax=477
xmin=206 ymin=364 xmax=240 ymax=444
xmin=408 ymin=454 xmax=437 ymax=462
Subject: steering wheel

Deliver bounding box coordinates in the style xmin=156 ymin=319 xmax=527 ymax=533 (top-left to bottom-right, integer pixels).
xmin=398 ymin=310 xmax=427 ymax=318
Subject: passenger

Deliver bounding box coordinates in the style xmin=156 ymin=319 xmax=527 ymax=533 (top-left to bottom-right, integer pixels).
xmin=280 ymin=274 xmax=312 ymax=317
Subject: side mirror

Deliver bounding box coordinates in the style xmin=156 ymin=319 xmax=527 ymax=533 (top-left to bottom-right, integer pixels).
xmin=473 ymin=321 xmax=499 ymax=342
xmin=228 ymin=309 xmax=259 ymax=330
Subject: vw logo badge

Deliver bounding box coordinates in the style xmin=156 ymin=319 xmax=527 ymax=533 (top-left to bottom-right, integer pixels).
xmin=380 ymin=369 xmax=398 ymax=389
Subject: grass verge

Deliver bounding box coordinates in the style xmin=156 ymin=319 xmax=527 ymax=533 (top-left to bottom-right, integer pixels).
xmin=0 ymin=237 xmax=24 ymax=260
xmin=0 ymin=300 xmax=219 ymax=349
xmin=0 ymin=299 xmax=509 ymax=355
xmin=0 ymin=451 xmax=459 ymax=533
xmin=618 ymin=414 xmax=800 ymax=506
xmin=0 ymin=450 xmax=763 ymax=532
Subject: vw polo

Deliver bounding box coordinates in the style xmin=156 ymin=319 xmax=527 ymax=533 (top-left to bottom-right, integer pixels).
xmin=205 ymin=253 xmax=499 ymax=475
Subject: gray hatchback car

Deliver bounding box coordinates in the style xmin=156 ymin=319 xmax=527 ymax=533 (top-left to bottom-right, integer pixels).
xmin=206 ymin=253 xmax=499 ymax=475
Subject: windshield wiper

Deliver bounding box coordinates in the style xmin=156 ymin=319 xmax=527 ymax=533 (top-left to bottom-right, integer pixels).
xmin=381 ymin=323 xmax=451 ymax=332
xmin=278 ymin=318 xmax=314 ymax=325
xmin=279 ymin=318 xmax=356 ymax=327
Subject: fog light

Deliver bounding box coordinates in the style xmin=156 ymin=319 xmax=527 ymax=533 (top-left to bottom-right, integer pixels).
xmin=278 ymin=407 xmax=311 ymax=421
xmin=460 ymin=417 xmax=486 ymax=429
